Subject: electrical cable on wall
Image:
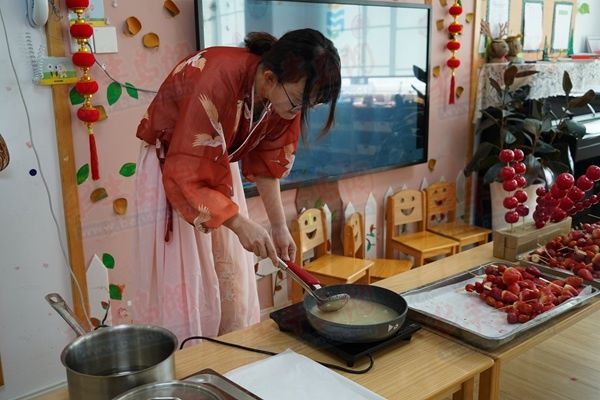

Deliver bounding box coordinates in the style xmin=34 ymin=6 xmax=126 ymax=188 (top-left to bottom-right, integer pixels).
xmin=0 ymin=6 xmax=92 ymax=327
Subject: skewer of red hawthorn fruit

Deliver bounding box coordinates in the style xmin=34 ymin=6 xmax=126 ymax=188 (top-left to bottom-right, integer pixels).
xmin=498 ymin=149 xmax=529 ymax=225
xmin=532 ymin=165 xmax=600 ymax=228
xmin=464 ymin=263 xmax=585 ymax=324
xmin=527 ymin=222 xmax=600 ymax=281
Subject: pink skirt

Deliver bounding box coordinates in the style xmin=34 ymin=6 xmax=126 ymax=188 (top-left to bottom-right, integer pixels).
xmin=130 ymin=143 xmax=260 ymax=342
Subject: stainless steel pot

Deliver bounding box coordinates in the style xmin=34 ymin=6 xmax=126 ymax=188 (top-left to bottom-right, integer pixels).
xmin=46 ymin=293 xmax=177 ymax=400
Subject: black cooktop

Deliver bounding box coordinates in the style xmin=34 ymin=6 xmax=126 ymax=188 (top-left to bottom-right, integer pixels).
xmin=270 ymin=302 xmax=421 ymax=367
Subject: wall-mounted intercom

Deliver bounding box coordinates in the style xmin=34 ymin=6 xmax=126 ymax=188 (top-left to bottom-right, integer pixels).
xmin=26 ymin=0 xmax=49 ymax=28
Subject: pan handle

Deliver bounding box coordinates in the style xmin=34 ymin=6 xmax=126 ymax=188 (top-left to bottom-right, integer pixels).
xmin=45 ymin=293 xmax=88 ymax=336
xmin=277 ymin=258 xmax=321 ymax=287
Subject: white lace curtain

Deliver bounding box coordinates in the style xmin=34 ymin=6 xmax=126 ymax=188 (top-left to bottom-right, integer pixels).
xmin=474 ymin=60 xmax=600 ymax=122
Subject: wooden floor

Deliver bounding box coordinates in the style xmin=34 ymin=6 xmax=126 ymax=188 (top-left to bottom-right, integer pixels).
xmin=500 ymin=309 xmax=600 ymax=400
xmin=444 ymin=309 xmax=600 ymax=400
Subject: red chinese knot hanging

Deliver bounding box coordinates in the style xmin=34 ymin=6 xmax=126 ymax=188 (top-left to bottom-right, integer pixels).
xmin=447 ymin=0 xmax=462 ymax=105
xmin=67 ymin=0 xmax=100 ymax=180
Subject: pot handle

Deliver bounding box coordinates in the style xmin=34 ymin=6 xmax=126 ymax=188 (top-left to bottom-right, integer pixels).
xmin=279 ymin=259 xmax=321 ymax=287
xmin=45 ymin=293 xmax=88 ymax=336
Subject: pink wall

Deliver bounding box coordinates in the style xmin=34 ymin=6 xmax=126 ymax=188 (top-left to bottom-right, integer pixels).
xmin=247 ymin=0 xmax=475 ymax=257
xmin=70 ymin=0 xmax=475 ymax=320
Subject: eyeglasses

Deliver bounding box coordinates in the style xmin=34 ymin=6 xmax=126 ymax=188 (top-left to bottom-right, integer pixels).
xmin=280 ymin=83 xmax=303 ymax=113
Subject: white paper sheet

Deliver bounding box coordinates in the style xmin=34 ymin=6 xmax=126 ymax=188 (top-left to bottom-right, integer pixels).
xmin=552 ymin=3 xmax=573 ymax=50
xmin=225 ymin=350 xmax=384 ymax=400
xmin=523 ymin=1 xmax=544 ymax=51
xmin=404 ymin=277 xmax=593 ymax=339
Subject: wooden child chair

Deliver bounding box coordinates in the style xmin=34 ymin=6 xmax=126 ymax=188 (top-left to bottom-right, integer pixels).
xmin=290 ymin=208 xmax=374 ymax=303
xmin=424 ymin=181 xmax=491 ymax=252
xmin=386 ymin=189 xmax=459 ymax=267
xmin=344 ymin=212 xmax=413 ymax=282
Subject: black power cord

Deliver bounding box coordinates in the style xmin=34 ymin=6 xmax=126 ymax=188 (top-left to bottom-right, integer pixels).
xmin=180 ymin=335 xmax=374 ymax=375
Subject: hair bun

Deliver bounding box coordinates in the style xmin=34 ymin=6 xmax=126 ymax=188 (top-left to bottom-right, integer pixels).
xmin=244 ymin=32 xmax=277 ymax=55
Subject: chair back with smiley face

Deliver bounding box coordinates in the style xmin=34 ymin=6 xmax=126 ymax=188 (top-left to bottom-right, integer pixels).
xmin=291 ymin=208 xmax=330 ymax=266
xmin=386 ymin=189 xmax=426 ymax=235
xmin=343 ymin=212 xmax=365 ymax=259
xmin=424 ymin=181 xmax=456 ymax=229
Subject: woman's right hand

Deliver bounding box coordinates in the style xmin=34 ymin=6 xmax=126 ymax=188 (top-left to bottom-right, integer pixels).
xmin=224 ymin=214 xmax=278 ymax=264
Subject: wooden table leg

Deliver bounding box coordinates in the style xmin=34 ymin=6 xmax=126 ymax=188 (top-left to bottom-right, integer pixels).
xmin=478 ymin=361 xmax=501 ymax=400
xmin=452 ymin=377 xmax=474 ymax=400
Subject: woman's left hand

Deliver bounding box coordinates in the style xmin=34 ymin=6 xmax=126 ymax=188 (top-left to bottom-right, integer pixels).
xmin=271 ymin=224 xmax=296 ymax=262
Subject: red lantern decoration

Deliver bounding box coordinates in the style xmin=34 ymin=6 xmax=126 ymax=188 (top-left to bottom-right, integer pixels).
xmin=66 ymin=0 xmax=90 ymax=9
xmin=76 ymin=80 xmax=99 ymax=95
xmin=77 ymin=106 xmax=100 ymax=123
xmin=447 ymin=0 xmax=463 ymax=105
xmin=70 ymin=22 xmax=93 ymax=39
xmin=68 ymin=1 xmax=100 ymax=179
xmin=72 ymin=51 xmax=95 ymax=68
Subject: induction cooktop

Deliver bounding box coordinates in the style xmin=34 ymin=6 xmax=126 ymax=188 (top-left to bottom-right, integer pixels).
xmin=270 ymin=302 xmax=421 ymax=367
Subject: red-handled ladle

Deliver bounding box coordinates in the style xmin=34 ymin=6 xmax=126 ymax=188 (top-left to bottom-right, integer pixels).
xmin=277 ymin=257 xmax=350 ymax=312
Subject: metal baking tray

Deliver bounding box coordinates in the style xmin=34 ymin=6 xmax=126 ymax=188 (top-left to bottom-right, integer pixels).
xmin=518 ymin=250 xmax=600 ymax=288
xmin=185 ymin=369 xmax=262 ymax=400
xmin=401 ymin=262 xmax=600 ymax=350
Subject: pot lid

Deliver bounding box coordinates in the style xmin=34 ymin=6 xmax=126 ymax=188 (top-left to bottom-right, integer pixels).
xmin=113 ymin=381 xmax=223 ymax=400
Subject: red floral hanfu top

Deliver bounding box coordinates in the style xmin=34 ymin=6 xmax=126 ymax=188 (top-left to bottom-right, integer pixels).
xmin=137 ymin=47 xmax=300 ymax=232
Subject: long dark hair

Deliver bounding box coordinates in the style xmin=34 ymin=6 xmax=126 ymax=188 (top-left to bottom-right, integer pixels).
xmin=245 ymin=29 xmax=341 ymax=138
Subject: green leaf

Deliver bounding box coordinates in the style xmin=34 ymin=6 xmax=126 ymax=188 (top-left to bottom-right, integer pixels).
xmin=107 ymin=82 xmax=123 ymax=106
xmin=76 ymin=164 xmax=90 ymax=185
xmin=489 ymin=78 xmax=503 ymax=99
xmin=119 ymin=162 xmax=136 ymax=177
xmin=69 ymin=87 xmax=85 ymax=105
xmin=109 ymin=284 xmax=122 ymax=300
xmin=481 ymin=109 xmax=500 ymax=126
xmin=522 ymin=118 xmax=542 ymax=136
xmin=535 ymin=140 xmax=559 ymax=154
xmin=125 ymin=82 xmax=139 ymax=99
xmin=523 ymin=154 xmax=543 ymax=185
xmin=515 ymin=70 xmax=538 ymax=78
xmin=541 ymin=119 xmax=553 ymax=132
xmin=568 ymin=89 xmax=596 ymax=109
xmin=464 ymin=142 xmax=500 ymax=176
xmin=102 ymin=253 xmax=115 ymax=269
xmin=314 ymin=197 xmax=324 ymax=209
xmin=483 ymin=162 xmax=503 ymax=185
xmin=562 ymin=72 xmax=573 ymax=96
xmin=503 ymin=65 xmax=518 ymax=87
xmin=503 ymin=129 xmax=517 ymax=145
xmin=578 ymin=2 xmax=590 ymax=14
xmin=562 ymin=119 xmax=587 ymax=139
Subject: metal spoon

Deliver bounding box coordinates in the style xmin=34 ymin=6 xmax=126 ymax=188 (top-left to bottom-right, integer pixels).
xmin=277 ymin=257 xmax=350 ymax=312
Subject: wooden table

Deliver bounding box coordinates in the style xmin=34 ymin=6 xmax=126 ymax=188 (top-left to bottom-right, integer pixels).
xmin=34 ymin=305 xmax=492 ymax=399
xmin=379 ymin=243 xmax=600 ymax=400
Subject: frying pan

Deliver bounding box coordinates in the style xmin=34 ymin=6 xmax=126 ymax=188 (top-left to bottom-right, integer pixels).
xmin=284 ymin=261 xmax=408 ymax=343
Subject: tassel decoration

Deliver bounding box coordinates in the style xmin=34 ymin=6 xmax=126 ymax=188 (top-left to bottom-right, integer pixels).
xmin=447 ymin=0 xmax=462 ymax=105
xmin=67 ymin=0 xmax=101 ymax=180
xmin=89 ymin=131 xmax=99 ymax=180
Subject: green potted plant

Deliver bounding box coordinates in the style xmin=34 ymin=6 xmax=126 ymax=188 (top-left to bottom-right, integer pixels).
xmin=464 ymin=65 xmax=596 ymax=229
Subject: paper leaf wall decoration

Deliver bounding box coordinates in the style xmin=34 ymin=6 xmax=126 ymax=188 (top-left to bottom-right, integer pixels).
xmin=76 ymin=164 xmax=90 ymax=184
xmin=125 ymin=82 xmax=139 ymax=99
xmin=107 ymin=82 xmax=123 ymax=105
xmin=109 ymin=284 xmax=122 ymax=300
xmin=119 ymin=162 xmax=136 ymax=177
xmin=70 ymin=87 xmax=85 ymax=105
xmin=102 ymin=253 xmax=115 ymax=269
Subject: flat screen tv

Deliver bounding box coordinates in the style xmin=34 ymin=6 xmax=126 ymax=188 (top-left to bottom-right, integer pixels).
xmin=195 ymin=0 xmax=431 ymax=195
